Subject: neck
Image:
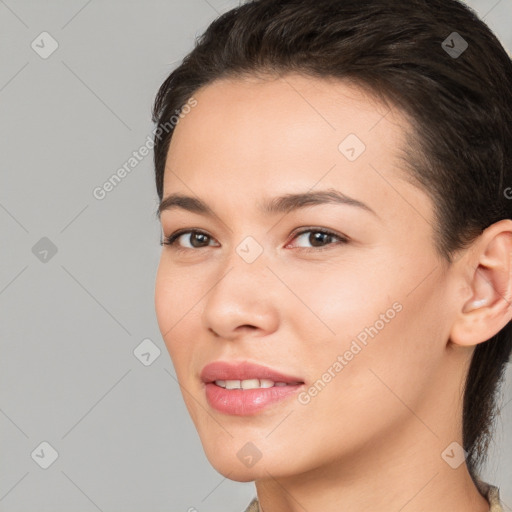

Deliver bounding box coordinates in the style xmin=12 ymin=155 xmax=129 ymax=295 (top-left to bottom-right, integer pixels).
xmin=254 ymin=415 xmax=490 ymax=512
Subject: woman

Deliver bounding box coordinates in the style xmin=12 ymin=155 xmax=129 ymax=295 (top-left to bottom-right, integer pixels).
xmin=152 ymin=0 xmax=511 ymax=510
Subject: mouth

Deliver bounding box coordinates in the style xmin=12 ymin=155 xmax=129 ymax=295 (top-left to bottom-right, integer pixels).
xmin=200 ymin=361 xmax=305 ymax=415
xmin=201 ymin=360 xmax=304 ymax=386
xmin=213 ymin=378 xmax=302 ymax=389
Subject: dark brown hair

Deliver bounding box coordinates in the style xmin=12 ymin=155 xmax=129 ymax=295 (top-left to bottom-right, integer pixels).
xmin=151 ymin=0 xmax=512 ymax=482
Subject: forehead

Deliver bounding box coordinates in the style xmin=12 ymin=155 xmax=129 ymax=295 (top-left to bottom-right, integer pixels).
xmin=162 ymin=73 xmax=431 ymax=228
xmin=166 ymin=73 xmax=407 ymax=175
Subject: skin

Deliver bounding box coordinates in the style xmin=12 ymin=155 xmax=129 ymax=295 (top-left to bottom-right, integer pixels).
xmin=154 ymin=73 xmax=512 ymax=512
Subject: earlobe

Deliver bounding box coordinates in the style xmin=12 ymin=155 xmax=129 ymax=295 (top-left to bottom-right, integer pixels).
xmin=450 ymin=220 xmax=512 ymax=347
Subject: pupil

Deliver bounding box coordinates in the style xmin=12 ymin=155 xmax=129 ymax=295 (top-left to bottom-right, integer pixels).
xmin=311 ymin=232 xmax=328 ymax=247
xmin=192 ymin=233 xmax=208 ymax=247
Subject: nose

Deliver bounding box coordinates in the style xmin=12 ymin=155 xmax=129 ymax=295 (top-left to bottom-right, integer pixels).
xmin=201 ymin=248 xmax=280 ymax=341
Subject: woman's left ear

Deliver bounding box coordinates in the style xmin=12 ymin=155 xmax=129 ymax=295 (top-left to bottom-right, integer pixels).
xmin=450 ymin=219 xmax=512 ymax=347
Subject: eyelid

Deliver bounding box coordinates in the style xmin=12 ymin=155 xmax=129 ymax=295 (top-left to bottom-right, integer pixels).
xmin=161 ymin=227 xmax=217 ymax=248
xmin=285 ymin=226 xmax=348 ymax=248
xmin=161 ymin=226 xmax=349 ymax=252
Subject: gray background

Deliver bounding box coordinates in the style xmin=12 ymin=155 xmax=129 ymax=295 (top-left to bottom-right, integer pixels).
xmin=0 ymin=1 xmax=511 ymax=511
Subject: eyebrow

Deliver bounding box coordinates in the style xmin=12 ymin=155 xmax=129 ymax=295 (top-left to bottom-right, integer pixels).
xmin=157 ymin=188 xmax=378 ymax=219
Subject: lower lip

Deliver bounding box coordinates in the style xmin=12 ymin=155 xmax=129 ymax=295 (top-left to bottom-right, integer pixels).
xmin=204 ymin=382 xmax=304 ymax=415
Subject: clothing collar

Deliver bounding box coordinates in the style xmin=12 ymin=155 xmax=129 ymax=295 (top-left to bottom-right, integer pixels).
xmin=243 ymin=480 xmax=504 ymax=512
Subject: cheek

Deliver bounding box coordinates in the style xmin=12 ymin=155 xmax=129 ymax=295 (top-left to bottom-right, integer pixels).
xmin=282 ymin=254 xmax=399 ymax=355
xmin=154 ymin=256 xmax=198 ymax=335
xmin=154 ymin=264 xmax=174 ymax=339
xmin=154 ymin=260 xmax=193 ymax=364
xmin=290 ymin=253 xmax=444 ymax=410
xmin=309 ymin=274 xmax=446 ymax=426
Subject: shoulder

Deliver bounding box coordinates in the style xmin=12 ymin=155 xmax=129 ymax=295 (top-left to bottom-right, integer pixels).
xmin=475 ymin=479 xmax=505 ymax=512
xmin=242 ymin=481 xmax=507 ymax=512
xmin=242 ymin=497 xmax=259 ymax=512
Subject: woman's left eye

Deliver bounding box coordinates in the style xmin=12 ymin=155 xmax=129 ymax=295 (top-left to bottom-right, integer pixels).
xmin=288 ymin=228 xmax=348 ymax=250
xmin=160 ymin=228 xmax=348 ymax=252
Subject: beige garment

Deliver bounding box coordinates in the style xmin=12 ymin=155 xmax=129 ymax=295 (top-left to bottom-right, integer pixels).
xmin=243 ymin=480 xmax=505 ymax=512
xmin=475 ymin=479 xmax=505 ymax=512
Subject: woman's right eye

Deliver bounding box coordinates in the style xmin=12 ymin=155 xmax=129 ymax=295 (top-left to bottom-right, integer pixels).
xmin=161 ymin=229 xmax=217 ymax=251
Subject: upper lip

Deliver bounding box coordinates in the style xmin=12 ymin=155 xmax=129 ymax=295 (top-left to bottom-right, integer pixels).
xmin=200 ymin=361 xmax=304 ymax=384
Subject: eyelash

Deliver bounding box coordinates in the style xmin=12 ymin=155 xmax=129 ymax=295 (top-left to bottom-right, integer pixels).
xmin=160 ymin=227 xmax=349 ymax=253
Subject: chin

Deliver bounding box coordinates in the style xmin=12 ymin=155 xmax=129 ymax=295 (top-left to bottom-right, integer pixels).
xmin=217 ymin=466 xmax=262 ymax=482
xmin=206 ymin=456 xmax=281 ymax=482
xmin=201 ymin=437 xmax=300 ymax=482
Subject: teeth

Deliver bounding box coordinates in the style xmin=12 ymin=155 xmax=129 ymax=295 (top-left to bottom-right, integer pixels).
xmin=241 ymin=379 xmax=260 ymax=389
xmin=259 ymin=379 xmax=274 ymax=388
xmin=214 ymin=379 xmax=291 ymax=389
xmin=225 ymin=380 xmax=241 ymax=389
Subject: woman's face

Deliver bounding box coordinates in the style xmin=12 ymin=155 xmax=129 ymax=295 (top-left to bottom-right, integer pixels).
xmin=154 ymin=74 xmax=465 ymax=481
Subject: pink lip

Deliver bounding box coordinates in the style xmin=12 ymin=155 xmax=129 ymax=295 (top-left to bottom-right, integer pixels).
xmin=201 ymin=361 xmax=305 ymax=416
xmin=201 ymin=361 xmax=303 ymax=384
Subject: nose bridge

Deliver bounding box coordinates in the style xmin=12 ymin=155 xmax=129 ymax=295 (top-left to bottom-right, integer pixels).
xmin=215 ymin=232 xmax=271 ymax=296
xmin=201 ymin=233 xmax=279 ymax=337
xmin=234 ymin=233 xmax=267 ymax=267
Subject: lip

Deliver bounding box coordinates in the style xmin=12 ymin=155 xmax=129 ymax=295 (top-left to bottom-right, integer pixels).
xmin=200 ymin=361 xmax=304 ymax=384
xmin=201 ymin=361 xmax=305 ymax=416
